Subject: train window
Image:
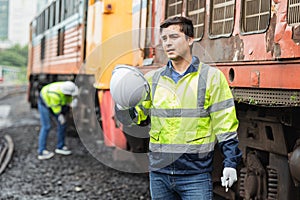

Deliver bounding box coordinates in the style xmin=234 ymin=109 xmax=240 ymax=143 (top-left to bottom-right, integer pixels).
xmin=166 ymin=0 xmax=183 ymax=18
xmin=209 ymin=0 xmax=235 ymax=38
xmin=52 ymin=2 xmax=56 ymax=27
xmin=288 ymin=0 xmax=300 ymax=26
xmin=65 ymin=0 xmax=69 ymax=18
xmin=32 ymin=20 xmax=37 ymax=36
xmin=36 ymin=15 xmax=40 ymax=35
xmin=65 ymin=0 xmax=76 ymax=19
xmin=49 ymin=2 xmax=53 ymax=27
xmin=55 ymin=0 xmax=60 ymax=25
xmin=187 ymin=0 xmax=206 ymax=41
xmin=57 ymin=28 xmax=65 ymax=56
xmin=241 ymin=0 xmax=270 ymax=34
xmin=41 ymin=36 xmax=46 ymax=60
xmin=45 ymin=8 xmax=49 ymax=30
xmin=49 ymin=3 xmax=53 ymax=28
xmin=60 ymin=0 xmax=65 ymax=21
xmin=74 ymin=0 xmax=80 ymax=14
xmin=41 ymin=11 xmax=45 ymax=33
xmin=38 ymin=16 xmax=41 ymax=35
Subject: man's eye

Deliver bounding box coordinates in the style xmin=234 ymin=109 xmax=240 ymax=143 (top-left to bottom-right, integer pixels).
xmin=170 ymin=34 xmax=179 ymax=39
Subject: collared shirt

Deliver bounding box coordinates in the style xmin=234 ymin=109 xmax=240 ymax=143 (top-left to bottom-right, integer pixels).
xmin=165 ymin=56 xmax=200 ymax=83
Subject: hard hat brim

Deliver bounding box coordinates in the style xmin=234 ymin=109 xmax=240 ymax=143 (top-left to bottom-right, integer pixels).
xmin=110 ymin=65 xmax=150 ymax=108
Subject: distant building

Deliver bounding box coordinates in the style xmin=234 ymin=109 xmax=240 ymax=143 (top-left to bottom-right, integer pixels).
xmin=0 ymin=0 xmax=9 ymax=40
xmin=0 ymin=0 xmax=52 ymax=49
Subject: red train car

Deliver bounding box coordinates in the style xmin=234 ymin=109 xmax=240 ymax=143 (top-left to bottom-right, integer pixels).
xmin=28 ymin=0 xmax=300 ymax=199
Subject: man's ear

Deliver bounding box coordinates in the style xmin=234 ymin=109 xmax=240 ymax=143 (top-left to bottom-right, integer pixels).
xmin=188 ymin=37 xmax=194 ymax=46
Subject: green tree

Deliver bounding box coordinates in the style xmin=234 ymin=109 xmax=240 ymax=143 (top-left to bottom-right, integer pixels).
xmin=0 ymin=44 xmax=28 ymax=67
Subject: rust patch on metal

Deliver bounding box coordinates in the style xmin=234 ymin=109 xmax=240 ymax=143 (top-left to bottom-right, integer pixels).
xmin=266 ymin=13 xmax=277 ymax=56
xmin=292 ymin=26 xmax=300 ymax=43
xmin=274 ymin=10 xmax=287 ymax=43
xmin=250 ymin=71 xmax=260 ymax=87
xmin=232 ymin=35 xmax=245 ymax=61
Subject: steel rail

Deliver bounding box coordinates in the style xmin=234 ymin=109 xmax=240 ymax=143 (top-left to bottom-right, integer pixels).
xmin=0 ymin=135 xmax=14 ymax=175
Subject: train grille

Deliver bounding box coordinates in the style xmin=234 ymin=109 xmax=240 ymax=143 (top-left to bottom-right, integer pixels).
xmin=267 ymin=166 xmax=278 ymax=200
xmin=239 ymin=168 xmax=247 ymax=198
xmin=232 ymin=88 xmax=300 ymax=106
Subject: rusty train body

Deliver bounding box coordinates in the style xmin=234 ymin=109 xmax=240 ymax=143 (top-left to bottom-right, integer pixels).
xmin=27 ymin=0 xmax=300 ymax=199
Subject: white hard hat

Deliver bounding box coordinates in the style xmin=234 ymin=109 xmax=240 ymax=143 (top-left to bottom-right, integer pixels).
xmin=61 ymin=81 xmax=78 ymax=96
xmin=110 ymin=65 xmax=150 ymax=108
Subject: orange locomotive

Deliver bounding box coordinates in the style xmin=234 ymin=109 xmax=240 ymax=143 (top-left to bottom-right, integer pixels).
xmin=27 ymin=0 xmax=300 ymax=199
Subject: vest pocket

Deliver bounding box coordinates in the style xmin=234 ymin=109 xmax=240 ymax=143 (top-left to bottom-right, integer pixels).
xmin=186 ymin=131 xmax=211 ymax=143
xmin=185 ymin=116 xmax=212 ymax=143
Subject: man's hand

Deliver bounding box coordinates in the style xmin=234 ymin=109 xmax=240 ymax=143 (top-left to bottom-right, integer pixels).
xmin=58 ymin=114 xmax=66 ymax=125
xmin=70 ymin=98 xmax=78 ymax=108
xmin=221 ymin=167 xmax=237 ymax=192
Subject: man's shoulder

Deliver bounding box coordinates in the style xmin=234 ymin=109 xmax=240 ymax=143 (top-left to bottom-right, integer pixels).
xmin=144 ymin=66 xmax=167 ymax=79
xmin=200 ymin=63 xmax=222 ymax=74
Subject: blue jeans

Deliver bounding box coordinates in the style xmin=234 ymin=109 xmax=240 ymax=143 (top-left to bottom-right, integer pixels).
xmin=149 ymin=171 xmax=213 ymax=200
xmin=38 ymin=99 xmax=67 ymax=154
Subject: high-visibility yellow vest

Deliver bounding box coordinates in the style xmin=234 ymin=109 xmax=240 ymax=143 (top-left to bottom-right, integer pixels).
xmin=40 ymin=82 xmax=72 ymax=114
xmin=137 ymin=63 xmax=239 ymax=154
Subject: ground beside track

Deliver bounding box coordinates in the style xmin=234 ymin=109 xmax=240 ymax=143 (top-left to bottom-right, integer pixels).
xmin=0 ymin=92 xmax=150 ymax=200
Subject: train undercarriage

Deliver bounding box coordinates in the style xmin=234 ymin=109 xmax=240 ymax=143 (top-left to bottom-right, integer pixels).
xmin=233 ymin=103 xmax=300 ymax=200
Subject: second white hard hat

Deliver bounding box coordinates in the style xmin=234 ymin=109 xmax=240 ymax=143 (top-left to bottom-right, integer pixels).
xmin=110 ymin=65 xmax=150 ymax=109
xmin=61 ymin=81 xmax=78 ymax=96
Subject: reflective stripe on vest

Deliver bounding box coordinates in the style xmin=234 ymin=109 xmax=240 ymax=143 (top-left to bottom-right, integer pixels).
xmin=149 ymin=141 xmax=215 ymax=154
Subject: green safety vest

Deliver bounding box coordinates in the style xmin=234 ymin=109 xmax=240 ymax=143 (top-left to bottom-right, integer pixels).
xmin=137 ymin=63 xmax=239 ymax=154
xmin=40 ymin=82 xmax=72 ymax=115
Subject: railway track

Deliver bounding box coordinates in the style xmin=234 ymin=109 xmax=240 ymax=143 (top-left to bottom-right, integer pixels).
xmin=0 ymin=84 xmax=27 ymax=100
xmin=0 ymin=84 xmax=26 ymax=175
xmin=0 ymin=89 xmax=152 ymax=199
xmin=0 ymin=135 xmax=14 ymax=175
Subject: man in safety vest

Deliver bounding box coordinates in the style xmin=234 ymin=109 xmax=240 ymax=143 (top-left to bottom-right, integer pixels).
xmin=112 ymin=16 xmax=242 ymax=199
xmin=37 ymin=81 xmax=78 ymax=160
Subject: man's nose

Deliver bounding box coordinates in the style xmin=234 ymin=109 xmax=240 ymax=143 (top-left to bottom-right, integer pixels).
xmin=164 ymin=37 xmax=172 ymax=45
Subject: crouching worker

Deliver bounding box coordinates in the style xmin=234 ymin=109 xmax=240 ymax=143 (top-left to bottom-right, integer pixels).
xmin=37 ymin=81 xmax=78 ymax=160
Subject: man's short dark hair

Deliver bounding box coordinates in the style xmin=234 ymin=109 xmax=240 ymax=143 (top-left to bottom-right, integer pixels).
xmin=160 ymin=16 xmax=194 ymax=38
